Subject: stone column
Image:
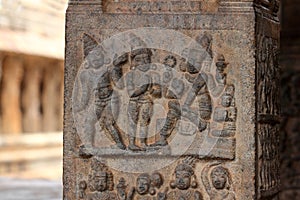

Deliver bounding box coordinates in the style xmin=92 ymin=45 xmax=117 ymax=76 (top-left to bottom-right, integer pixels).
xmin=64 ymin=1 xmax=280 ymax=199
xmin=1 ymin=55 xmax=23 ymax=134
xmin=0 ymin=53 xmax=3 ymax=133
xmin=22 ymin=57 xmax=43 ymax=133
xmin=42 ymin=60 xmax=64 ymax=132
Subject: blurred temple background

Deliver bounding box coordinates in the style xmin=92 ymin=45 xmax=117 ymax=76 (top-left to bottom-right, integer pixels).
xmin=0 ymin=0 xmax=67 ymax=183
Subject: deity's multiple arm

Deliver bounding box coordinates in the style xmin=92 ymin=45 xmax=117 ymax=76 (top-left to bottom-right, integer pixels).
xmin=111 ymin=53 xmax=128 ymax=89
xmin=131 ymin=83 xmax=151 ymax=98
xmin=184 ymin=73 xmax=207 ymax=106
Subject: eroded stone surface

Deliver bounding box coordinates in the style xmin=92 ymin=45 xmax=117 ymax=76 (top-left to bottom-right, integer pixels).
xmin=64 ymin=1 xmax=280 ymax=199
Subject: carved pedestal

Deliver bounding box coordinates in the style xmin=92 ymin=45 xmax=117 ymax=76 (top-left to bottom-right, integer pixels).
xmin=64 ymin=1 xmax=280 ymax=199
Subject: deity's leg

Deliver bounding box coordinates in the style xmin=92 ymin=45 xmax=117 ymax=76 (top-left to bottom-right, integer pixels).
xmin=128 ymin=100 xmax=143 ymax=151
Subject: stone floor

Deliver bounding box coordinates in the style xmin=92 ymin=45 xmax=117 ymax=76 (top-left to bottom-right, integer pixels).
xmin=0 ymin=178 xmax=62 ymax=200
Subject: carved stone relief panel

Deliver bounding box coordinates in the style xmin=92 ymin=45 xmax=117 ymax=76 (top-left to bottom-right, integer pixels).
xmin=72 ymin=30 xmax=237 ymax=161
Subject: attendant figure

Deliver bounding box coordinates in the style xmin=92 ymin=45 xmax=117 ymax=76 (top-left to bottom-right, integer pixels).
xmin=86 ymin=160 xmax=118 ymax=200
xmin=166 ymin=162 xmax=203 ymax=200
xmin=201 ymin=163 xmax=236 ymax=200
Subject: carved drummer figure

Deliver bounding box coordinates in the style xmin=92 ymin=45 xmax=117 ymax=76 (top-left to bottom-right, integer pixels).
xmin=94 ymin=72 xmax=126 ymax=150
xmin=74 ymin=34 xmax=128 ymax=152
xmin=179 ymin=58 xmax=212 ymax=133
xmin=152 ymin=55 xmax=183 ymax=147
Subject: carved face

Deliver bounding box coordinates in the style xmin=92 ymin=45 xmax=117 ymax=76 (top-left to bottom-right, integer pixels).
xmin=221 ymin=95 xmax=232 ymax=107
xmin=79 ymin=181 xmax=87 ymax=190
xmin=94 ymin=172 xmax=108 ymax=192
xmin=216 ymin=64 xmax=226 ymax=73
xmin=136 ymin=177 xmax=150 ymax=195
xmin=89 ymin=50 xmax=105 ymax=69
xmin=151 ymin=173 xmax=163 ymax=189
xmin=132 ymin=53 xmax=151 ymax=71
xmin=211 ymin=167 xmax=227 ymax=190
xmin=175 ymin=170 xmax=191 ymax=190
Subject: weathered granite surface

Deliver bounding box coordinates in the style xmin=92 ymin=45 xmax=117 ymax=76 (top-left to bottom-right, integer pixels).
xmin=64 ymin=1 xmax=280 ymax=199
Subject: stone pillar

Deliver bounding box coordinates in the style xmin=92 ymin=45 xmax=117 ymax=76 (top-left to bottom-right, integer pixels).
xmin=1 ymin=55 xmax=23 ymax=134
xmin=0 ymin=53 xmax=3 ymax=133
xmin=42 ymin=60 xmax=64 ymax=132
xmin=280 ymin=0 xmax=300 ymax=199
xmin=22 ymin=57 xmax=43 ymax=133
xmin=64 ymin=1 xmax=280 ymax=199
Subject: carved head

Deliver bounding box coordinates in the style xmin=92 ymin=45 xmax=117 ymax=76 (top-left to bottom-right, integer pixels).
xmin=131 ymin=48 xmax=152 ymax=71
xmin=93 ymin=171 xmax=109 ymax=192
xmin=88 ymin=160 xmax=114 ymax=192
xmin=82 ymin=33 xmax=111 ymax=69
xmin=210 ymin=166 xmax=229 ymax=190
xmin=173 ymin=163 xmax=194 ymax=190
xmin=216 ymin=54 xmax=227 ymax=72
xmin=87 ymin=48 xmax=106 ymax=69
xmin=151 ymin=172 xmax=163 ymax=189
xmin=195 ymin=33 xmax=213 ymax=59
xmin=221 ymin=85 xmax=235 ymax=107
xmin=79 ymin=180 xmax=87 ymax=190
xmin=136 ymin=173 xmax=151 ymax=195
xmin=221 ymin=94 xmax=233 ymax=107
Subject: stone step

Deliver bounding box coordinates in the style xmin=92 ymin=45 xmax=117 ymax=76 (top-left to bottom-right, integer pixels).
xmin=0 ymin=132 xmax=62 ymax=180
xmin=0 ymin=177 xmax=62 ymax=200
